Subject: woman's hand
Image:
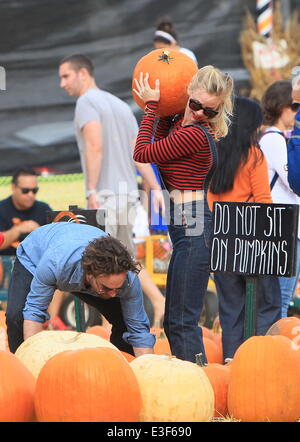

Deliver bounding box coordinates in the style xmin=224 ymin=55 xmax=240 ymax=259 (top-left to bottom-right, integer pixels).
xmin=133 ymin=72 xmax=160 ymax=103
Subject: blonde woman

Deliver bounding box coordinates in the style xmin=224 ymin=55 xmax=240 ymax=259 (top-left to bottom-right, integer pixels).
xmin=133 ymin=66 xmax=233 ymax=362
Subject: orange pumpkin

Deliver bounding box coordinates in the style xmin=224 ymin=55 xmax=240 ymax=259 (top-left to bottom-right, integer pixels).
xmin=150 ymin=327 xmax=172 ymax=355
xmin=121 ymin=351 xmax=136 ymax=362
xmin=0 ymin=350 xmax=35 ymax=421
xmin=0 ymin=311 xmax=8 ymax=352
xmin=266 ymin=316 xmax=300 ymax=346
xmin=203 ymin=364 xmax=231 ymax=418
xmin=86 ymin=325 xmax=111 ymax=340
xmin=203 ymin=337 xmax=223 ymax=364
xmin=196 ymin=354 xmax=230 ymax=418
xmin=211 ymin=333 xmax=223 ymax=364
xmin=228 ymin=335 xmax=300 ymax=422
xmin=34 ymin=347 xmax=142 ymax=422
xmin=132 ymin=48 xmax=198 ymax=117
xmin=135 ymin=242 xmax=146 ymax=260
xmin=201 ymin=326 xmax=214 ymax=340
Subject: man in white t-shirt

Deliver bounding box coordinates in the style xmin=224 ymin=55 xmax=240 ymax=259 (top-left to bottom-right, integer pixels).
xmin=58 ymin=54 xmax=165 ymax=325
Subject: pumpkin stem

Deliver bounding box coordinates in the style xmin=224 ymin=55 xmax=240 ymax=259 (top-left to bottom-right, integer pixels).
xmin=158 ymin=50 xmax=174 ymax=64
xmin=195 ymin=353 xmax=207 ymax=367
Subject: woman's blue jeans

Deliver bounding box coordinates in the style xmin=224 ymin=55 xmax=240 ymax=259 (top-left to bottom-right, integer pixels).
xmin=163 ymin=199 xmax=211 ymax=363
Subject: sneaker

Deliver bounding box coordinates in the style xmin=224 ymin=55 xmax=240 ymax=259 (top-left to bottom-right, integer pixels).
xmin=48 ymin=315 xmax=71 ymax=331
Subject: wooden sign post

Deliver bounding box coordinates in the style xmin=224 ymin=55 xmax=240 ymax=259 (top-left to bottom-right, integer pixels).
xmin=47 ymin=205 xmax=106 ymax=332
xmin=210 ymin=202 xmax=299 ymax=339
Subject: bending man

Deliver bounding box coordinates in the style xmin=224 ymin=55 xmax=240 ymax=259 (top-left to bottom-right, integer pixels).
xmin=6 ymin=222 xmax=155 ymax=355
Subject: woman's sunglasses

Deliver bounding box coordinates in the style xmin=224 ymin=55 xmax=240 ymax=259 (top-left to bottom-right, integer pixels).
xmin=189 ymin=98 xmax=219 ymax=119
xmin=290 ymin=102 xmax=300 ymax=112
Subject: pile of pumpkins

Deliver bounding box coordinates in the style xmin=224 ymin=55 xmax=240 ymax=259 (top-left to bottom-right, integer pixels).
xmin=1 ymin=315 xmax=300 ymax=422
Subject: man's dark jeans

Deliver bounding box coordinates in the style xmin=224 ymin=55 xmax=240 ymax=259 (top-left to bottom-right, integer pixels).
xmin=6 ymin=258 xmax=134 ymax=354
xmin=214 ymin=272 xmax=281 ymax=360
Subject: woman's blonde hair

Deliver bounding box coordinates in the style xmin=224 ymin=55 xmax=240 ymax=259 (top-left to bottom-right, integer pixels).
xmin=189 ymin=65 xmax=234 ymax=139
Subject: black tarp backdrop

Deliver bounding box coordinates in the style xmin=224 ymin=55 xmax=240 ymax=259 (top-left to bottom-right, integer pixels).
xmin=0 ymin=0 xmax=297 ymax=175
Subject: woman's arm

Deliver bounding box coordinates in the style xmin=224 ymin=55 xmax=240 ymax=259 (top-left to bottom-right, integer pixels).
xmin=260 ymin=133 xmax=290 ymax=189
xmin=133 ymin=73 xmax=209 ymax=163
xmin=134 ymin=113 xmax=209 ymax=163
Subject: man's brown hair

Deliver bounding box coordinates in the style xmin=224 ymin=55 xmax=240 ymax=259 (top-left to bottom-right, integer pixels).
xmin=82 ymin=235 xmax=141 ymax=276
xmin=59 ymin=54 xmax=94 ymax=76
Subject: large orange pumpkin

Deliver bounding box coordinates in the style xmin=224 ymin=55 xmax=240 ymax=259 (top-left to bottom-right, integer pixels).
xmin=266 ymin=316 xmax=300 ymax=346
xmin=132 ymin=48 xmax=198 ymax=117
xmin=0 ymin=350 xmax=35 ymax=421
xmin=228 ymin=335 xmax=300 ymax=422
xmin=34 ymin=347 xmax=142 ymax=422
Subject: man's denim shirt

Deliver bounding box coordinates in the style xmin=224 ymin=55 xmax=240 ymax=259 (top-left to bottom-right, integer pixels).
xmin=17 ymin=222 xmax=154 ymax=349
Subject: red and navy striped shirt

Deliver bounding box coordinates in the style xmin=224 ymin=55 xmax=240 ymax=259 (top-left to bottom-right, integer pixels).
xmin=134 ymin=101 xmax=213 ymax=190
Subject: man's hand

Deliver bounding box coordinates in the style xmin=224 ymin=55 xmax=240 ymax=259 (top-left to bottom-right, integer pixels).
xmin=82 ymin=120 xmax=103 ymax=209
xmin=0 ymin=221 xmax=40 ymax=250
xmin=87 ymin=192 xmax=100 ymax=209
xmin=23 ymin=319 xmax=44 ymax=340
xmin=17 ymin=220 xmax=40 ymax=234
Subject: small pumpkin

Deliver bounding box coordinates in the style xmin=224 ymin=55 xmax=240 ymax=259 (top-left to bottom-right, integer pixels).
xmin=86 ymin=325 xmax=111 ymax=340
xmin=228 ymin=335 xmax=300 ymax=422
xmin=35 ymin=347 xmax=142 ymax=422
xmin=211 ymin=333 xmax=223 ymax=364
xmin=150 ymin=327 xmax=171 ymax=355
xmin=200 ymin=326 xmax=214 ymax=340
xmin=266 ymin=316 xmax=300 ymax=346
xmin=121 ymin=351 xmax=136 ymax=362
xmin=0 ymin=350 xmax=35 ymax=421
xmin=15 ymin=330 xmax=120 ymax=378
xmin=203 ymin=337 xmax=223 ymax=364
xmin=132 ymin=48 xmax=198 ymax=117
xmin=135 ymin=242 xmax=146 ymax=260
xmin=130 ymin=354 xmax=214 ymax=422
xmin=196 ymin=353 xmax=230 ymax=418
